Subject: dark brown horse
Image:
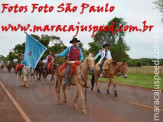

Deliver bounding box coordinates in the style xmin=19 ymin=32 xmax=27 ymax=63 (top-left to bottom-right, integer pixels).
xmin=35 ymin=61 xmax=43 ymax=80
xmin=43 ymin=62 xmax=58 ymax=84
xmin=6 ymin=62 xmax=13 ymax=72
xmin=91 ymin=60 xmax=128 ymax=97
xmin=12 ymin=62 xmax=17 ymax=73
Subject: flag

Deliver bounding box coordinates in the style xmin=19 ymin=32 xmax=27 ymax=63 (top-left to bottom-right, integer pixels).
xmin=22 ymin=34 xmax=47 ymax=69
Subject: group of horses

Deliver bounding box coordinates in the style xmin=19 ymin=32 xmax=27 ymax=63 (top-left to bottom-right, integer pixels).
xmin=0 ymin=53 xmax=128 ymax=114
xmin=2 ymin=61 xmax=58 ymax=87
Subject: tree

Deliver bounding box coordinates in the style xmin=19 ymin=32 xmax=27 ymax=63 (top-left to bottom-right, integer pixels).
xmin=154 ymin=0 xmax=163 ymax=22
xmin=90 ymin=17 xmax=130 ymax=61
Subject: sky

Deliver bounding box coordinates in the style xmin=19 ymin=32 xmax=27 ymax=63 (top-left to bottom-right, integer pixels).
xmin=0 ymin=0 xmax=162 ymax=59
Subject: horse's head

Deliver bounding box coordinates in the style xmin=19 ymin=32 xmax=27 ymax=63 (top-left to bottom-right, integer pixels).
xmin=84 ymin=53 xmax=95 ymax=74
xmin=120 ymin=61 xmax=128 ymax=78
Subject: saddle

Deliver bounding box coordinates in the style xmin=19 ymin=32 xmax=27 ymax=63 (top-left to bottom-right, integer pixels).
xmin=59 ymin=61 xmax=80 ymax=77
xmin=15 ymin=64 xmax=24 ymax=71
xmin=47 ymin=62 xmax=54 ymax=70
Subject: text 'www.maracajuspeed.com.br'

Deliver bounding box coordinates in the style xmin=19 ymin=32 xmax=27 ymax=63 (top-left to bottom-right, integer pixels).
xmin=0 ymin=21 xmax=154 ymax=37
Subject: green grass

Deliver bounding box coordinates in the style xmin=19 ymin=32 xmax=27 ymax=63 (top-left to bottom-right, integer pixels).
xmin=89 ymin=73 xmax=163 ymax=90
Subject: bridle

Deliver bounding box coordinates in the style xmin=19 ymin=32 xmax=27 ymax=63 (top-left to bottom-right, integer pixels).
xmin=121 ymin=64 xmax=126 ymax=75
xmin=80 ymin=56 xmax=94 ymax=82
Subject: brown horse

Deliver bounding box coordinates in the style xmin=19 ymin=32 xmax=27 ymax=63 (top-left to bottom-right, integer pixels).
xmin=91 ymin=60 xmax=128 ymax=97
xmin=12 ymin=62 xmax=17 ymax=73
xmin=43 ymin=62 xmax=58 ymax=84
xmin=6 ymin=62 xmax=13 ymax=72
xmin=35 ymin=61 xmax=43 ymax=80
xmin=55 ymin=53 xmax=95 ymax=114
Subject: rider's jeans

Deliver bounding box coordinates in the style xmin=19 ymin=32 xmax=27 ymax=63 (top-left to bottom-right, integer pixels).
xmin=65 ymin=64 xmax=71 ymax=85
xmin=100 ymin=59 xmax=106 ymax=74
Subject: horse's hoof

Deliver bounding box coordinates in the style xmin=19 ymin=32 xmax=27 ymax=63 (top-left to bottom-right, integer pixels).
xmin=97 ymin=89 xmax=100 ymax=93
xmin=57 ymin=101 xmax=62 ymax=105
xmin=107 ymin=90 xmax=110 ymax=94
xmin=114 ymin=91 xmax=118 ymax=97
xmin=82 ymin=110 xmax=87 ymax=115
xmin=63 ymin=100 xmax=67 ymax=103
xmin=74 ymin=105 xmax=78 ymax=109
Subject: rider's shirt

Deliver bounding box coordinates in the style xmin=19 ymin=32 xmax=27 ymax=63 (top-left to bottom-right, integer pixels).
xmin=0 ymin=61 xmax=4 ymax=65
xmin=42 ymin=59 xmax=47 ymax=64
xmin=7 ymin=61 xmax=11 ymax=64
xmin=68 ymin=46 xmax=80 ymax=61
xmin=57 ymin=46 xmax=84 ymax=61
xmin=46 ymin=55 xmax=54 ymax=63
xmin=13 ymin=59 xmax=18 ymax=63
xmin=95 ymin=49 xmax=112 ymax=64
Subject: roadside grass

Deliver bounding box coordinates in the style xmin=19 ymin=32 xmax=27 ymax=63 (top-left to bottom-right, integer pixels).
xmin=89 ymin=73 xmax=163 ymax=90
xmin=128 ymin=66 xmax=163 ymax=75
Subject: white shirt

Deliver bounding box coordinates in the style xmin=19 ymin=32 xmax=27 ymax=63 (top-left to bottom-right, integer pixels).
xmin=1 ymin=61 xmax=4 ymax=65
xmin=42 ymin=59 xmax=47 ymax=64
xmin=13 ymin=59 xmax=18 ymax=63
xmin=99 ymin=49 xmax=112 ymax=64
xmin=7 ymin=61 xmax=11 ymax=64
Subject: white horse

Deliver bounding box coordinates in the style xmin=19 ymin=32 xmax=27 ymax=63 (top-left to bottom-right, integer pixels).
xmin=19 ymin=66 xmax=35 ymax=88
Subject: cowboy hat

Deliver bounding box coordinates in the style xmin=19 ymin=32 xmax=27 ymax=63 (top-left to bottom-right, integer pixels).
xmin=103 ymin=43 xmax=110 ymax=48
xmin=70 ymin=38 xmax=80 ymax=43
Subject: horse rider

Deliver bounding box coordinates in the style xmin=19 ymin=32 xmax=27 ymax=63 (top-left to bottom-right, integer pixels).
xmin=94 ymin=43 xmax=112 ymax=77
xmin=45 ymin=51 xmax=54 ymax=72
xmin=7 ymin=60 xmax=11 ymax=65
xmin=0 ymin=60 xmax=4 ymax=66
xmin=15 ymin=53 xmax=24 ymax=74
xmin=54 ymin=37 xmax=84 ymax=90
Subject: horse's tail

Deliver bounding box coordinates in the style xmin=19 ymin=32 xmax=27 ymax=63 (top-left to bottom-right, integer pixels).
xmin=91 ymin=74 xmax=95 ymax=91
xmin=55 ymin=74 xmax=58 ymax=92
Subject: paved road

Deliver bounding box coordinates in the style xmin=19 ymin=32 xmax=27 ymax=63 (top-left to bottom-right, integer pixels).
xmin=0 ymin=69 xmax=163 ymax=122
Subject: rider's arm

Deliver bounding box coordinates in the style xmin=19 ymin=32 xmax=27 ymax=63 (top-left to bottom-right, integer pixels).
xmin=79 ymin=48 xmax=84 ymax=61
xmin=94 ymin=51 xmax=100 ymax=60
xmin=57 ymin=47 xmax=70 ymax=57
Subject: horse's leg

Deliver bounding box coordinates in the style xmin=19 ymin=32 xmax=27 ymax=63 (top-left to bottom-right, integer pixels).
xmin=19 ymin=74 xmax=23 ymax=86
xmin=24 ymin=74 xmax=29 ymax=88
xmin=95 ymin=76 xmax=100 ymax=93
xmin=73 ymin=90 xmax=79 ymax=109
xmin=62 ymin=83 xmax=67 ymax=103
xmin=112 ymin=79 xmax=117 ymax=97
xmin=50 ymin=73 xmax=54 ymax=84
xmin=18 ymin=70 xmax=23 ymax=87
xmin=76 ymin=83 xmax=87 ymax=114
xmin=56 ymin=76 xmax=62 ymax=104
xmin=43 ymin=74 xmax=47 ymax=83
xmin=107 ymin=78 xmax=112 ymax=95
xmin=26 ymin=75 xmax=29 ymax=88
